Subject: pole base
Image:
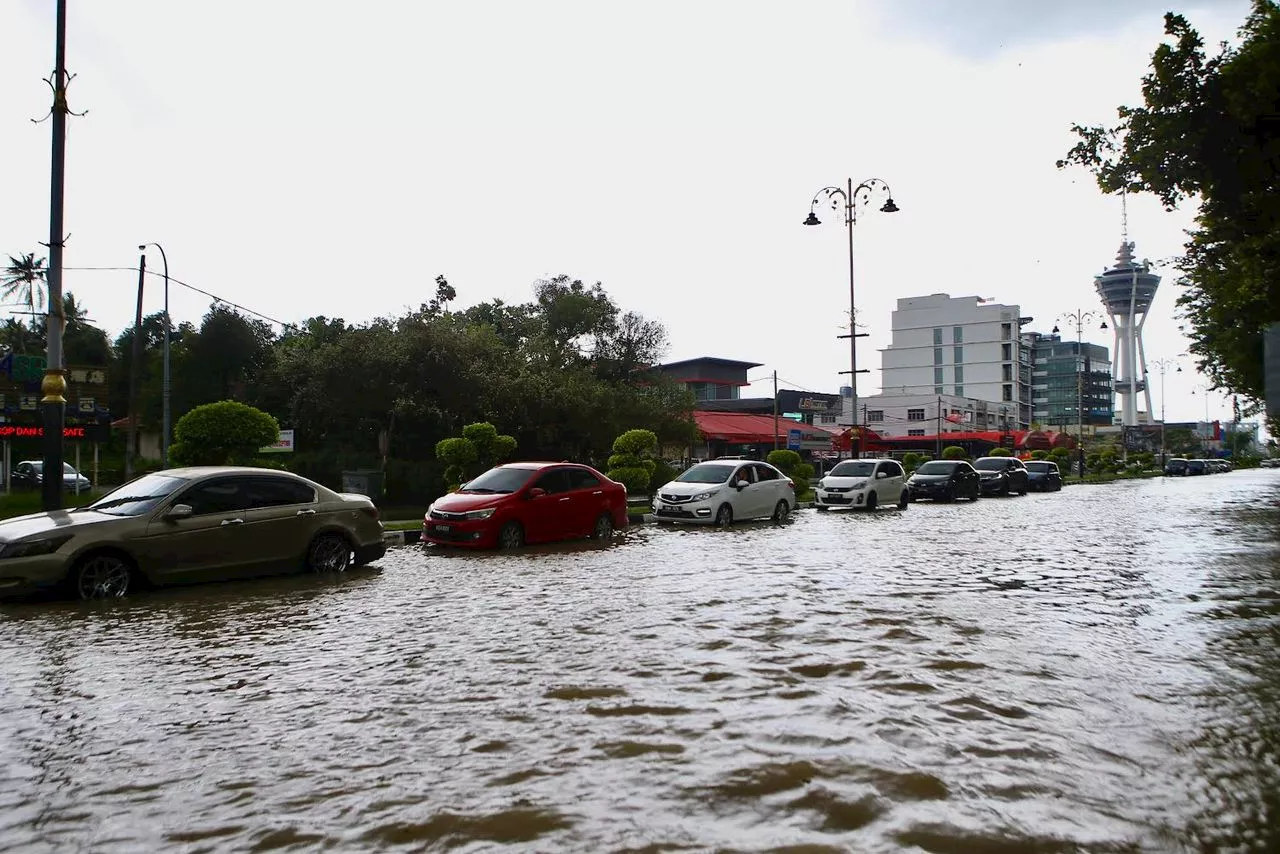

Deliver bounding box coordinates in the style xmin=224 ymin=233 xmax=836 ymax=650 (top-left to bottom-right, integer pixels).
xmin=40 ymin=398 xmax=66 ymax=512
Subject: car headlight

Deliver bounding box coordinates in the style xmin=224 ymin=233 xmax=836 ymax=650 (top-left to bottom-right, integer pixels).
xmin=0 ymin=535 xmax=72 ymax=560
xmin=465 ymin=508 xmax=496 ymax=520
xmin=691 ymin=490 xmax=718 ymax=502
xmin=850 ymin=480 xmax=868 ymax=490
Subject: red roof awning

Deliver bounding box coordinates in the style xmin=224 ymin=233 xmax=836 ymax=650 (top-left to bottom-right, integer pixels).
xmin=693 ymin=411 xmax=832 ymax=445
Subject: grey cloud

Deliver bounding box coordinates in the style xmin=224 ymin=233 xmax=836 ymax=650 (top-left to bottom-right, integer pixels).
xmin=879 ymin=0 xmax=1250 ymax=58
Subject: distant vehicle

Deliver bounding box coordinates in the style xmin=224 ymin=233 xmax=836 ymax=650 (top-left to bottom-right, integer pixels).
xmin=0 ymin=467 xmax=385 ymax=601
xmin=815 ymin=458 xmax=909 ymax=511
xmin=904 ymin=460 xmax=980 ymax=502
xmin=1025 ymin=460 xmax=1063 ymax=492
xmin=423 ymin=462 xmax=628 ymax=549
xmin=973 ymin=456 xmax=1029 ymax=496
xmin=1186 ymin=460 xmax=1208 ymax=476
xmin=1164 ymin=458 xmax=1189 ymax=476
xmin=1261 ymin=458 xmax=1280 ymax=468
xmin=653 ymin=460 xmax=794 ymax=525
xmin=11 ymin=460 xmax=91 ymax=493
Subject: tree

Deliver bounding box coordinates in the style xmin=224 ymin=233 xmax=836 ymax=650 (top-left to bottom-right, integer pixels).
xmin=606 ymin=428 xmax=658 ymax=494
xmin=434 ymin=421 xmax=517 ymax=489
xmin=61 ymin=293 xmax=112 ymax=366
xmin=1058 ymin=2 xmax=1280 ymax=403
xmin=1 ymin=253 xmax=46 ymax=315
xmin=988 ymin=447 xmax=1012 ymax=457
xmin=169 ymin=400 xmax=280 ymax=466
xmin=942 ymin=445 xmax=967 ymax=460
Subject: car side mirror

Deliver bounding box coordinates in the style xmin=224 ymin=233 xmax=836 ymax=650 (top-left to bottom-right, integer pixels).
xmin=735 ymin=479 xmax=749 ymax=489
xmin=527 ymin=487 xmax=546 ymax=500
xmin=165 ymin=503 xmax=193 ymax=521
xmin=876 ymin=471 xmax=887 ymax=479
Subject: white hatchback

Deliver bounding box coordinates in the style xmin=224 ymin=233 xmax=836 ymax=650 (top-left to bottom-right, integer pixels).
xmin=653 ymin=460 xmax=796 ymax=526
xmin=815 ymin=458 xmax=908 ymax=511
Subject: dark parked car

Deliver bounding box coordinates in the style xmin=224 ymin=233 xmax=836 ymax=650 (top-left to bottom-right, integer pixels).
xmin=905 ymin=460 xmax=980 ymax=502
xmin=974 ymin=456 xmax=1029 ymax=496
xmin=1186 ymin=459 xmax=1208 ymax=476
xmin=1025 ymin=460 xmax=1063 ymax=492
xmin=423 ymin=462 xmax=629 ymax=549
xmin=1164 ymin=458 xmax=1189 ymax=476
xmin=11 ymin=460 xmax=91 ymax=493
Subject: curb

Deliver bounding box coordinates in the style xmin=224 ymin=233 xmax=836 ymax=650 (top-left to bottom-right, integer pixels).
xmin=383 ymin=529 xmax=422 ymax=547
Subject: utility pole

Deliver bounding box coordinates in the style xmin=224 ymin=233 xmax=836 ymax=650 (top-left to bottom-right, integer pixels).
xmin=126 ymin=252 xmax=145 ymax=481
xmin=772 ymin=370 xmax=779 ymax=451
xmin=935 ymin=396 xmax=942 ymax=458
xmin=40 ymin=0 xmax=70 ymax=512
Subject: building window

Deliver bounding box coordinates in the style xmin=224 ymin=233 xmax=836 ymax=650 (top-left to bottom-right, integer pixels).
xmin=1001 ymin=323 xmax=1012 ymax=340
xmin=955 ymin=384 xmax=964 ymax=397
xmin=953 ymin=345 xmax=963 ymax=363
xmin=908 ymin=429 xmax=926 ymax=436
xmin=933 ymin=327 xmax=943 ymax=345
xmin=1002 ymin=342 xmax=1012 ymax=361
xmin=867 ymin=410 xmax=884 ymax=422
xmin=953 ymin=326 xmax=963 ymax=344
xmin=934 ymin=367 xmax=944 ymax=385
xmin=954 ymin=365 xmax=964 ymax=384
xmin=907 ymin=408 xmax=925 ymax=421
xmin=1003 ymin=384 xmax=1013 ymax=402
xmin=820 ymin=413 xmax=836 ymax=424
xmin=1002 ymin=364 xmax=1013 ymax=382
xmin=934 ymin=348 xmax=943 ymax=365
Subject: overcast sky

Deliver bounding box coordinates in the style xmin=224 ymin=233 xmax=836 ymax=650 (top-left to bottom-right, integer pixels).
xmin=0 ymin=0 xmax=1252 ymax=425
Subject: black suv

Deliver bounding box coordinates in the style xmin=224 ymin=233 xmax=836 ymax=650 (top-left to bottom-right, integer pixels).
xmin=973 ymin=456 xmax=1029 ymax=496
xmin=905 ymin=460 xmax=981 ymax=502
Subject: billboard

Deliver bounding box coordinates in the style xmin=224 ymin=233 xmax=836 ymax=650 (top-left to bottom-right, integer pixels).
xmin=776 ymin=390 xmax=841 ymax=415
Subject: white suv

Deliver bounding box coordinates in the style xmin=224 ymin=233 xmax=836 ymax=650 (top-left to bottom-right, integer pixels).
xmin=815 ymin=458 xmax=908 ymax=511
xmin=653 ymin=460 xmax=795 ymax=525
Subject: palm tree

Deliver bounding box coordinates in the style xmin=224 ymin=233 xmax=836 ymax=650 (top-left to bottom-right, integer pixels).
xmin=1 ymin=253 xmax=47 ymax=315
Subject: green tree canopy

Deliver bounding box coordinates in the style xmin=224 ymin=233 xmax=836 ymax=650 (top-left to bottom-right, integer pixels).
xmin=170 ymin=400 xmax=280 ymax=466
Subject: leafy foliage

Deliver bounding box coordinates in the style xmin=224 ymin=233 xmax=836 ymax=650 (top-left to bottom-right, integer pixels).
xmin=435 ymin=421 xmax=517 ymax=489
xmin=607 ymin=428 xmax=659 ymax=494
xmin=1058 ymin=2 xmax=1280 ymax=403
xmin=170 ymin=400 xmax=279 ymax=466
xmin=902 ymin=452 xmax=927 ymax=474
xmin=766 ymin=450 xmax=802 ymax=471
xmin=1030 ymin=449 xmax=1049 ymax=460
xmin=1 ymin=253 xmax=46 ymax=315
xmin=987 ymin=447 xmax=1013 ymax=457
xmin=941 ymin=445 xmax=967 ymax=460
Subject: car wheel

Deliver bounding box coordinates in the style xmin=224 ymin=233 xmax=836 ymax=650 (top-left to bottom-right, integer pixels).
xmin=592 ymin=513 xmax=614 ymax=541
xmin=73 ymin=552 xmax=133 ymax=600
xmin=714 ymin=504 xmax=733 ymax=526
xmin=498 ymin=521 xmax=525 ymax=549
xmin=865 ymin=492 xmax=878 ymax=511
xmin=971 ymin=486 xmax=981 ymax=501
xmin=897 ymin=490 xmax=909 ymax=510
xmin=772 ymin=499 xmax=790 ymax=521
xmin=1018 ymin=482 xmax=1028 ymax=495
xmin=307 ymin=533 xmax=351 ymax=573
xmin=815 ymin=504 xmax=830 ymax=512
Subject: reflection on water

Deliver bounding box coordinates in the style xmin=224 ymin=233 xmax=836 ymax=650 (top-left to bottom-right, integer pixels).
xmin=2 ymin=472 xmax=1280 ymax=850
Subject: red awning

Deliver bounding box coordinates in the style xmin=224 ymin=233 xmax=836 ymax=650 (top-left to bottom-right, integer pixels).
xmin=693 ymin=411 xmax=831 ymax=445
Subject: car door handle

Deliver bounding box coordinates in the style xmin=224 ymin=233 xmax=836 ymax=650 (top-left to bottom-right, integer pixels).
xmin=220 ymin=518 xmax=244 ymax=526
xmin=592 ymin=491 xmax=602 ymax=495
xmin=296 ymin=509 xmax=316 ymax=516
xmin=558 ymin=497 xmax=571 ymax=502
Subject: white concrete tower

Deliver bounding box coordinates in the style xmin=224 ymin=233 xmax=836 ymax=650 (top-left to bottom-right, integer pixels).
xmin=1095 ymin=239 xmax=1161 ymax=426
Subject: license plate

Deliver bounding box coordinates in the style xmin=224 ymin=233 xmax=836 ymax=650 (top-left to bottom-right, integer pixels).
xmin=435 ymin=525 xmax=451 ymax=533
xmin=661 ymin=505 xmax=674 ymax=512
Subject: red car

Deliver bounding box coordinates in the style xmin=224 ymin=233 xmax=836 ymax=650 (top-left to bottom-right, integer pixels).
xmin=422 ymin=462 xmax=629 ymax=549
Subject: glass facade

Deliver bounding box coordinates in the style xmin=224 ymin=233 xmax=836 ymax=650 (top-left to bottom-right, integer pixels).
xmin=1030 ymin=336 xmax=1113 ymax=427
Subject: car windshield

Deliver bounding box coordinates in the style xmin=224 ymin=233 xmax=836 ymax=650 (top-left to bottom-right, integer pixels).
xmin=27 ymin=462 xmax=78 ymax=474
xmin=676 ymin=463 xmax=736 ymax=484
xmin=974 ymin=459 xmax=1008 ymax=471
xmin=830 ymin=461 xmax=876 ymax=478
xmin=85 ymin=474 xmax=187 ymax=516
xmin=459 ymin=467 xmax=537 ymax=494
xmin=1026 ymin=462 xmax=1054 ymax=473
xmin=915 ymin=462 xmax=958 ymax=475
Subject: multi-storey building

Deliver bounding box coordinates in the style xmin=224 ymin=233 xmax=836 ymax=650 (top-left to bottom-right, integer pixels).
xmin=1026 ymin=332 xmax=1114 ymax=430
xmin=862 ymin=294 xmax=1034 ymax=429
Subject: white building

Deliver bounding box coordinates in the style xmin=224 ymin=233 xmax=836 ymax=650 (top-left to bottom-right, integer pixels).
xmin=854 ymin=391 xmax=1015 ymax=439
xmin=847 ymin=294 xmax=1034 ymax=429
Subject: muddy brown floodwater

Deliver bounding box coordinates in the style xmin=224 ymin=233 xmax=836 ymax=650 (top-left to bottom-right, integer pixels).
xmin=3 ymin=472 xmax=1280 ymax=852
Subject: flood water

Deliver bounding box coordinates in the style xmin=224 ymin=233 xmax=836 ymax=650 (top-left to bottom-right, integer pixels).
xmin=3 ymin=471 xmax=1280 ymax=852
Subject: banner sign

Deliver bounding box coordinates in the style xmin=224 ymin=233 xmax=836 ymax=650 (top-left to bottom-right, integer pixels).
xmin=260 ymin=429 xmax=295 ymax=453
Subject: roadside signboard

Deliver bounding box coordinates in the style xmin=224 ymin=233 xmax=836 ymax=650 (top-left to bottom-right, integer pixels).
xmin=260 ymin=429 xmax=295 ymax=453
xmin=787 ymin=428 xmax=802 ymax=451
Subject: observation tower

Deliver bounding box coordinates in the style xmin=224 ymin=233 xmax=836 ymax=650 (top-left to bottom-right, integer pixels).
xmin=1095 ymin=240 xmax=1161 ymax=426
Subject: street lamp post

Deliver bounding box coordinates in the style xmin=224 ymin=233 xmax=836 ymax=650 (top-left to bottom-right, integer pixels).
xmin=1148 ymin=357 xmax=1183 ymax=469
xmin=1053 ymin=310 xmax=1108 ymax=478
xmin=803 ymin=178 xmax=898 ymax=460
xmin=138 ymin=243 xmax=170 ymax=468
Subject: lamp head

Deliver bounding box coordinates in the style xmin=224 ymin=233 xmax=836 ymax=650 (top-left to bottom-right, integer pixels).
xmin=1100 ymin=320 xmax=1109 ymax=330
xmin=1177 ymin=365 xmax=1182 ymax=372
xmin=138 ymin=244 xmax=146 ymax=251
xmin=880 ymin=197 xmax=899 ymax=214
xmin=1051 ymin=325 xmax=1060 ymax=334
xmin=802 ymin=211 xmax=821 ymax=227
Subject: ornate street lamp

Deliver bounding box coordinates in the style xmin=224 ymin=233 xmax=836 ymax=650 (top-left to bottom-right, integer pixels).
xmin=1148 ymin=356 xmax=1183 ymax=468
xmin=138 ymin=243 xmax=170 ymax=468
xmin=1053 ymin=309 xmax=1108 ymax=477
xmin=803 ymin=178 xmax=898 ymax=459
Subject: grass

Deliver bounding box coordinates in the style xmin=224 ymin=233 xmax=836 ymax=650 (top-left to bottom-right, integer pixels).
xmin=0 ymin=489 xmax=98 ymax=519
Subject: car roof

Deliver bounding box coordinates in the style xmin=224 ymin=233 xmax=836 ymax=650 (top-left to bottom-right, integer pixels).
xmin=154 ymin=466 xmax=311 ymax=480
xmin=499 ymin=461 xmax=593 ymax=470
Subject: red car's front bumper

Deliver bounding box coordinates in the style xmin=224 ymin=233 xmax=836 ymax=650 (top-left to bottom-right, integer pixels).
xmin=421 ymin=518 xmax=500 ymax=549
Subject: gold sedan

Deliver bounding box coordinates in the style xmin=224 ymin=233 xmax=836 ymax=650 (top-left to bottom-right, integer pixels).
xmin=0 ymin=466 xmax=386 ymax=600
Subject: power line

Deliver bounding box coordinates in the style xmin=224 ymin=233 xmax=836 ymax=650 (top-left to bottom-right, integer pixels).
xmin=61 ymin=265 xmax=297 ymax=330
